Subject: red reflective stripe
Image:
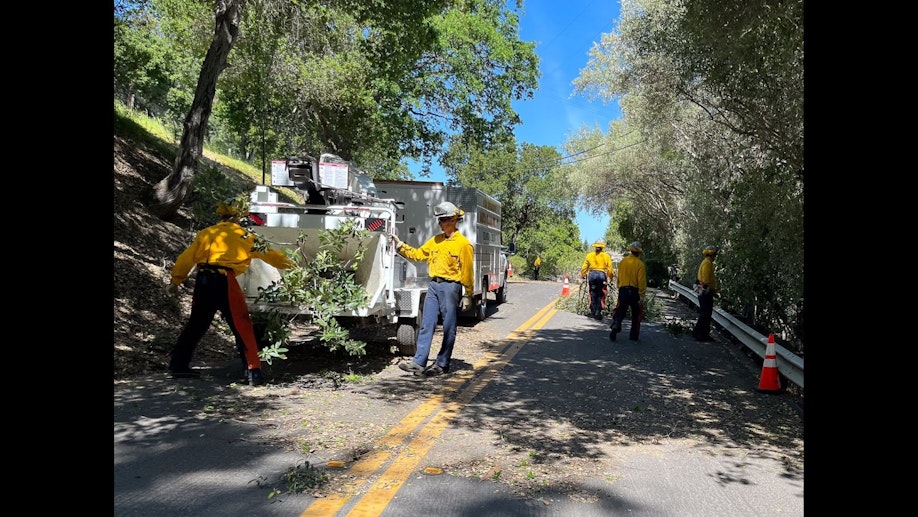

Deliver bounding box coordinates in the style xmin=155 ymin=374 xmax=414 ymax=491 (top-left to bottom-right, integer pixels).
xmin=225 ymin=272 xmax=261 ymax=369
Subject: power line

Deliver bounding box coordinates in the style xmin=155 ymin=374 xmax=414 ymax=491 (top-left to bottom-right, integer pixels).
xmin=559 ymin=139 xmax=643 ymax=166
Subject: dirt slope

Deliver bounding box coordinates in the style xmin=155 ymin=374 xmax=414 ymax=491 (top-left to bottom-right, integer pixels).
xmin=113 ymin=119 xmax=239 ymax=379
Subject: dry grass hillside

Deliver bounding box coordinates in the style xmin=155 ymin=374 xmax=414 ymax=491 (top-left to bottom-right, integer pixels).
xmin=113 ymin=114 xmax=254 ymax=379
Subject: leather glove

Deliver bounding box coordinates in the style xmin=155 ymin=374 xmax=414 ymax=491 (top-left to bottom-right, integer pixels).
xmin=460 ymin=295 xmax=472 ymax=312
xmin=165 ymin=284 xmax=179 ymax=297
xmin=389 ymin=233 xmax=402 ymax=249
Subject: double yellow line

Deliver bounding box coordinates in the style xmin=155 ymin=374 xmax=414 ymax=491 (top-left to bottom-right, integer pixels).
xmin=301 ymin=299 xmax=559 ymax=517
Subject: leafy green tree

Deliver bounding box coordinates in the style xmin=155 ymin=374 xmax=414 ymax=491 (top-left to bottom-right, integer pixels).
xmin=567 ymin=0 xmax=804 ymax=351
xmin=443 ymin=139 xmax=584 ymax=280
xmin=152 ymin=0 xmax=248 ymax=218
xmin=147 ymin=0 xmax=539 ymax=218
xmin=445 ymin=141 xmax=575 ymax=246
xmin=114 ymin=1 xmax=183 ymax=117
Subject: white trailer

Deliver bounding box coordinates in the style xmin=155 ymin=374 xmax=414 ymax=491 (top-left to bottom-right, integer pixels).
xmin=239 ymin=154 xmax=417 ymax=352
xmin=236 ymin=157 xmax=509 ymax=356
xmin=237 ymin=185 xmax=402 ymax=328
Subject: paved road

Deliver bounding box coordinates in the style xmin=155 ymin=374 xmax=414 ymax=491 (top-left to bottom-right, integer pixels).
xmin=114 ymin=281 xmax=803 ymax=516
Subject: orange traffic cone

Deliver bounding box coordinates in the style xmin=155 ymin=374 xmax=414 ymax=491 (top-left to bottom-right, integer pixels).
xmin=561 ymin=275 xmax=570 ymax=297
xmin=755 ymin=333 xmax=782 ymax=394
xmin=508 ymin=263 xmax=513 ymax=277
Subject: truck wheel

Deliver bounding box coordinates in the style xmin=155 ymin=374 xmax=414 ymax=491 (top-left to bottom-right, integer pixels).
xmin=497 ymin=281 xmax=508 ymax=304
xmin=396 ymin=324 xmax=418 ymax=356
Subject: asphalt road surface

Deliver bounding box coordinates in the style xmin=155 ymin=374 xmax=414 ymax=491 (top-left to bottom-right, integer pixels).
xmin=114 ymin=280 xmax=803 ymax=516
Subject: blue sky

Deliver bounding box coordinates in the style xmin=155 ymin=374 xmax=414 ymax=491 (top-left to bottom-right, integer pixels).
xmin=414 ymin=0 xmax=622 ymax=244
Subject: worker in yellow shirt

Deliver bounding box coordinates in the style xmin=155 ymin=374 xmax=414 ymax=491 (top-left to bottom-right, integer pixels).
xmin=533 ymin=253 xmax=542 ymax=281
xmin=610 ymin=241 xmax=647 ymax=341
xmin=580 ymin=239 xmax=615 ymax=320
xmin=390 ymin=201 xmax=474 ymax=377
xmin=692 ymin=245 xmax=719 ymax=341
xmin=165 ymin=197 xmax=297 ymax=386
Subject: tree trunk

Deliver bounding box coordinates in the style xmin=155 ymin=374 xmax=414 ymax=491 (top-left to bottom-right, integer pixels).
xmin=153 ymin=0 xmax=247 ymax=218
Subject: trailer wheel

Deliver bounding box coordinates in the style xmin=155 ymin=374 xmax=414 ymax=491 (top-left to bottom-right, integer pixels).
xmin=397 ymin=294 xmax=423 ymax=356
xmin=396 ymin=324 xmax=418 ymax=356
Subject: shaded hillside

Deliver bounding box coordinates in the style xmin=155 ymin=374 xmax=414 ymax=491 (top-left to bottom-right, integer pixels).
xmin=113 ymin=115 xmax=252 ymax=379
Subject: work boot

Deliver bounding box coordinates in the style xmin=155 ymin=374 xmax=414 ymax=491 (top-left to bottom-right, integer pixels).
xmin=423 ymin=364 xmax=448 ymax=377
xmin=246 ymin=368 xmax=264 ymax=386
xmin=398 ymin=361 xmax=425 ymax=373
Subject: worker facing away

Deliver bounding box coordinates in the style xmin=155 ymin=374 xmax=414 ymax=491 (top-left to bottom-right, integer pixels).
xmin=609 ymin=241 xmax=648 ymax=341
xmin=580 ymin=239 xmax=614 ymax=320
xmin=165 ymin=197 xmax=297 ymax=386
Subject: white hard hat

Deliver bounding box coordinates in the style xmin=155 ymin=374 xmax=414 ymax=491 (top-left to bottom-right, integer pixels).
xmin=433 ymin=201 xmax=464 ymax=219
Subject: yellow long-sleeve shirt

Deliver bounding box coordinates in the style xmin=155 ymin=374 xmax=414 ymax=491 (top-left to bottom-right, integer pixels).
xmin=696 ymin=257 xmax=717 ymax=293
xmin=171 ymin=221 xmax=296 ymax=285
xmin=616 ymin=254 xmax=647 ymax=298
xmin=397 ymin=231 xmax=474 ymax=295
xmin=580 ymin=250 xmax=614 ymax=280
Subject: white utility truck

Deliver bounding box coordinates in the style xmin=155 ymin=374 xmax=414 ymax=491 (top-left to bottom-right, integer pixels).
xmin=237 ymin=155 xmax=509 ymax=355
xmin=374 ymin=179 xmax=510 ymax=322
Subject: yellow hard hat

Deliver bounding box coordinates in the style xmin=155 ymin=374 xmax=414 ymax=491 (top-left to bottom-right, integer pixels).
xmin=703 ymin=245 xmax=718 ymax=257
xmin=216 ymin=197 xmax=249 ymax=218
xmin=592 ymin=239 xmax=606 ymax=249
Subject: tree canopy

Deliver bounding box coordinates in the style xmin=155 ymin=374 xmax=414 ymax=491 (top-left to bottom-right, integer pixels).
xmin=114 ymin=0 xmax=539 ymax=216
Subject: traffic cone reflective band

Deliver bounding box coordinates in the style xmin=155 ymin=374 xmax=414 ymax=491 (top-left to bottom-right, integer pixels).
xmin=755 ymin=333 xmax=782 ymax=394
xmin=561 ymin=275 xmax=571 ymax=296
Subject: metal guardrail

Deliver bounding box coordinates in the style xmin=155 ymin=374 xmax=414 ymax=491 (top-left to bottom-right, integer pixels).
xmin=667 ymin=280 xmax=804 ymax=390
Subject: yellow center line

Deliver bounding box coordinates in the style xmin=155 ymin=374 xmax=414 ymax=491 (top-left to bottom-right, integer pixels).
xmin=299 ymin=299 xmax=559 ymax=517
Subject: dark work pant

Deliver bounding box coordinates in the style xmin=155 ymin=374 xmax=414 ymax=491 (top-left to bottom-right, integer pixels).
xmin=533 ymin=267 xmax=539 ymax=281
xmin=413 ymin=280 xmax=462 ymax=370
xmin=587 ymin=270 xmax=608 ymax=316
xmin=169 ymin=269 xmax=262 ymax=372
xmin=693 ymin=290 xmax=715 ymax=338
xmin=611 ymin=286 xmax=643 ymax=338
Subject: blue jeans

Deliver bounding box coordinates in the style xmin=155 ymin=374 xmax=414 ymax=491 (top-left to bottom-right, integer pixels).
xmin=587 ymin=270 xmax=608 ymax=316
xmin=413 ymin=280 xmax=462 ymax=369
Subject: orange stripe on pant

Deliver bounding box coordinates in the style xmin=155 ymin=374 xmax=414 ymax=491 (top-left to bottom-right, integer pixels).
xmin=225 ymin=271 xmax=262 ymax=370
